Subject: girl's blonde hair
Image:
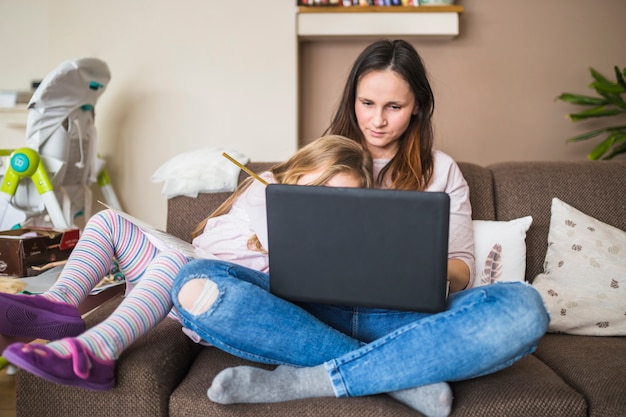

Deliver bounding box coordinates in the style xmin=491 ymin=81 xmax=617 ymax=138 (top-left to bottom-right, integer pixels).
xmin=191 ymin=135 xmax=373 ymax=240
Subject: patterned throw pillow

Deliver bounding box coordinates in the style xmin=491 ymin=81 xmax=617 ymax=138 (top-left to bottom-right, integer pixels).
xmin=532 ymin=198 xmax=626 ymax=336
xmin=471 ymin=216 xmax=533 ymax=288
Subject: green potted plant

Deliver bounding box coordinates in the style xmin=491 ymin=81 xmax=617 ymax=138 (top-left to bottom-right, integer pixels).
xmin=557 ymin=66 xmax=626 ymax=160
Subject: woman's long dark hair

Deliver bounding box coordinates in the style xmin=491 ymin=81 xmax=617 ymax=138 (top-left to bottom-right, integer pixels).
xmin=324 ymin=39 xmax=435 ymax=191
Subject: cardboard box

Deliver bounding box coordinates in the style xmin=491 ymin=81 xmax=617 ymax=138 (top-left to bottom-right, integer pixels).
xmin=0 ymin=228 xmax=80 ymax=277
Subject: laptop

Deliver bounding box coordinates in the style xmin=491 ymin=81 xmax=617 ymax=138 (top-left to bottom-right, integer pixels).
xmin=266 ymin=184 xmax=450 ymax=313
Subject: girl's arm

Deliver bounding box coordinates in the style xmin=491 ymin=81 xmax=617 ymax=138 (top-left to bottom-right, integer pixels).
xmin=243 ymin=172 xmax=276 ymax=250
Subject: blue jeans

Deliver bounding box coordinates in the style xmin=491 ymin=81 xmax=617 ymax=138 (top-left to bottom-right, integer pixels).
xmin=171 ymin=259 xmax=549 ymax=397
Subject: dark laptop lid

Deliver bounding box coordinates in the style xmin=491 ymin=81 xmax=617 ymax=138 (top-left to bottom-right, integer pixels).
xmin=266 ymin=184 xmax=450 ymax=313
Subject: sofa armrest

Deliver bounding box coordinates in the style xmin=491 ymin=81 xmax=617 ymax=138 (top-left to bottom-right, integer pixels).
xmin=167 ymin=192 xmax=233 ymax=241
xmin=16 ymin=296 xmax=202 ymax=417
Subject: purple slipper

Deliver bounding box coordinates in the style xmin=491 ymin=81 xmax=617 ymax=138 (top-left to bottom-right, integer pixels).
xmin=2 ymin=339 xmax=115 ymax=391
xmin=0 ymin=292 xmax=85 ymax=340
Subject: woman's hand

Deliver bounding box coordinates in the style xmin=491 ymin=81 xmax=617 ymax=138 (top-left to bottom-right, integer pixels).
xmin=447 ymin=259 xmax=470 ymax=293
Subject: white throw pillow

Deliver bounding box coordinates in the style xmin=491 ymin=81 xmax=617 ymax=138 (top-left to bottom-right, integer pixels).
xmin=471 ymin=216 xmax=533 ymax=288
xmin=151 ymin=148 xmax=250 ymax=199
xmin=532 ymin=198 xmax=626 ymax=336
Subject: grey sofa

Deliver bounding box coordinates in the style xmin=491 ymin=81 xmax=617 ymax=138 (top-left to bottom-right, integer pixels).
xmin=15 ymin=160 xmax=626 ymax=417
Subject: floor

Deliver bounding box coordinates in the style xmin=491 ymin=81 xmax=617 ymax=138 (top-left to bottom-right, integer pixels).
xmin=0 ymin=365 xmax=16 ymax=417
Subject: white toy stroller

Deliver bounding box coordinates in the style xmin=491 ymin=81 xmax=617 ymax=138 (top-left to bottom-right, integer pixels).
xmin=0 ymin=57 xmax=121 ymax=230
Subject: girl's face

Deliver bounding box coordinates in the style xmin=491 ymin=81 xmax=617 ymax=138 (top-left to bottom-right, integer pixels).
xmin=354 ymin=70 xmax=417 ymax=159
xmin=297 ymin=170 xmax=362 ymax=188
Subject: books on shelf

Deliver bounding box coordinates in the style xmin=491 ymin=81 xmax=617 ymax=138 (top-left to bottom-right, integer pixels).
xmin=298 ymin=0 xmax=420 ymax=6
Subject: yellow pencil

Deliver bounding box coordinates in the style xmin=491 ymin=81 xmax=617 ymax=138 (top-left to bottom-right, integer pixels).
xmin=222 ymin=152 xmax=268 ymax=186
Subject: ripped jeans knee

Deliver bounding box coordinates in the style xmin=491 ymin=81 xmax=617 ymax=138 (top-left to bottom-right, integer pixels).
xmin=171 ymin=259 xmax=270 ymax=324
xmin=177 ymin=278 xmax=219 ymax=316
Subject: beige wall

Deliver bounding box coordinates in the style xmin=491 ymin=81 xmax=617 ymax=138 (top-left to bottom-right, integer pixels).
xmin=300 ymin=0 xmax=626 ymax=165
xmin=1 ymin=0 xmax=625 ymax=229
xmin=1 ymin=0 xmax=297 ymax=228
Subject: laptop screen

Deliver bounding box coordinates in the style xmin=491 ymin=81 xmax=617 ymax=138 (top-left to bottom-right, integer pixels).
xmin=266 ymin=184 xmax=450 ymax=312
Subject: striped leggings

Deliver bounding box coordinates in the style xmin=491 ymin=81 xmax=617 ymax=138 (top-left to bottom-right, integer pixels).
xmin=44 ymin=209 xmax=188 ymax=360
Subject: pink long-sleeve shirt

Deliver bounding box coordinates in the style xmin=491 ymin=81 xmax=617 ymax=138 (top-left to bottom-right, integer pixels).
xmin=192 ymin=171 xmax=274 ymax=272
xmin=192 ymin=150 xmax=475 ymax=286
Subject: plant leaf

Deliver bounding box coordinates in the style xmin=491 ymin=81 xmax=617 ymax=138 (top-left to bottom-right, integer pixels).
xmin=588 ymin=132 xmax=619 ymax=160
xmin=557 ymin=93 xmax=607 ymax=106
xmin=590 ymin=80 xmax=625 ymax=94
xmin=613 ymin=131 xmax=626 ymax=143
xmin=615 ymin=66 xmax=626 ymax=89
xmin=568 ymin=106 xmax=623 ymax=121
xmin=566 ymin=125 xmax=626 ymax=142
xmin=597 ymin=90 xmax=626 ymax=109
xmin=590 ymin=67 xmax=611 ymax=84
xmin=590 ymin=68 xmax=625 ymax=94
xmin=602 ymin=140 xmax=626 ymax=160
xmin=562 ymin=67 xmax=626 ymax=159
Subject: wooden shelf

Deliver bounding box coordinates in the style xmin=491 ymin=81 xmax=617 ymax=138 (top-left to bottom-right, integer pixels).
xmin=296 ymin=5 xmax=463 ymax=40
xmin=297 ymin=5 xmax=464 ymax=13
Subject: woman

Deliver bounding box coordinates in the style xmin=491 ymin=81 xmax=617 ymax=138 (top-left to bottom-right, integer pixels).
xmin=170 ymin=40 xmax=549 ymax=417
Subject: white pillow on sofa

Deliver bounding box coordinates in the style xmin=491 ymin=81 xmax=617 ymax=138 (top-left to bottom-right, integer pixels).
xmin=471 ymin=216 xmax=533 ymax=288
xmin=532 ymin=198 xmax=626 ymax=336
xmin=151 ymin=148 xmax=250 ymax=199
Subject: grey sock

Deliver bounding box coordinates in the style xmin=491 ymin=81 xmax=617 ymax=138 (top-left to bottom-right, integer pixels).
xmin=388 ymin=382 xmax=453 ymax=417
xmin=208 ymin=364 xmax=335 ymax=404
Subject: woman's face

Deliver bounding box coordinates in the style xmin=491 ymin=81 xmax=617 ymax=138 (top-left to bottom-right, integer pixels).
xmin=354 ymin=70 xmax=417 ymax=160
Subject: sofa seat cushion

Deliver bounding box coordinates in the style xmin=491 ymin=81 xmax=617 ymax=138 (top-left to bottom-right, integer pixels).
xmin=451 ymin=354 xmax=586 ymax=417
xmin=170 ymin=347 xmax=421 ymax=417
xmin=534 ymin=334 xmax=626 ymax=417
xmin=170 ymin=346 xmax=586 ymax=417
xmin=16 ymin=296 xmax=202 ymax=417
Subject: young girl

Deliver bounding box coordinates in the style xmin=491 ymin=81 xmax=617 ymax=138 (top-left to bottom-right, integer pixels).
xmin=0 ymin=135 xmax=373 ymax=391
xmin=169 ymin=40 xmax=550 ymax=417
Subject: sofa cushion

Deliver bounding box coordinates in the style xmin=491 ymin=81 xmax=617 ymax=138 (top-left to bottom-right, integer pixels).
xmin=532 ymin=198 xmax=626 ymax=335
xmin=451 ymin=354 xmax=586 ymax=417
xmin=534 ymin=334 xmax=626 ymax=417
xmin=169 ymin=347 xmax=586 ymax=417
xmin=488 ymin=160 xmax=626 ymax=282
xmin=170 ymin=348 xmax=420 ymax=417
xmin=457 ymin=162 xmax=495 ymax=221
